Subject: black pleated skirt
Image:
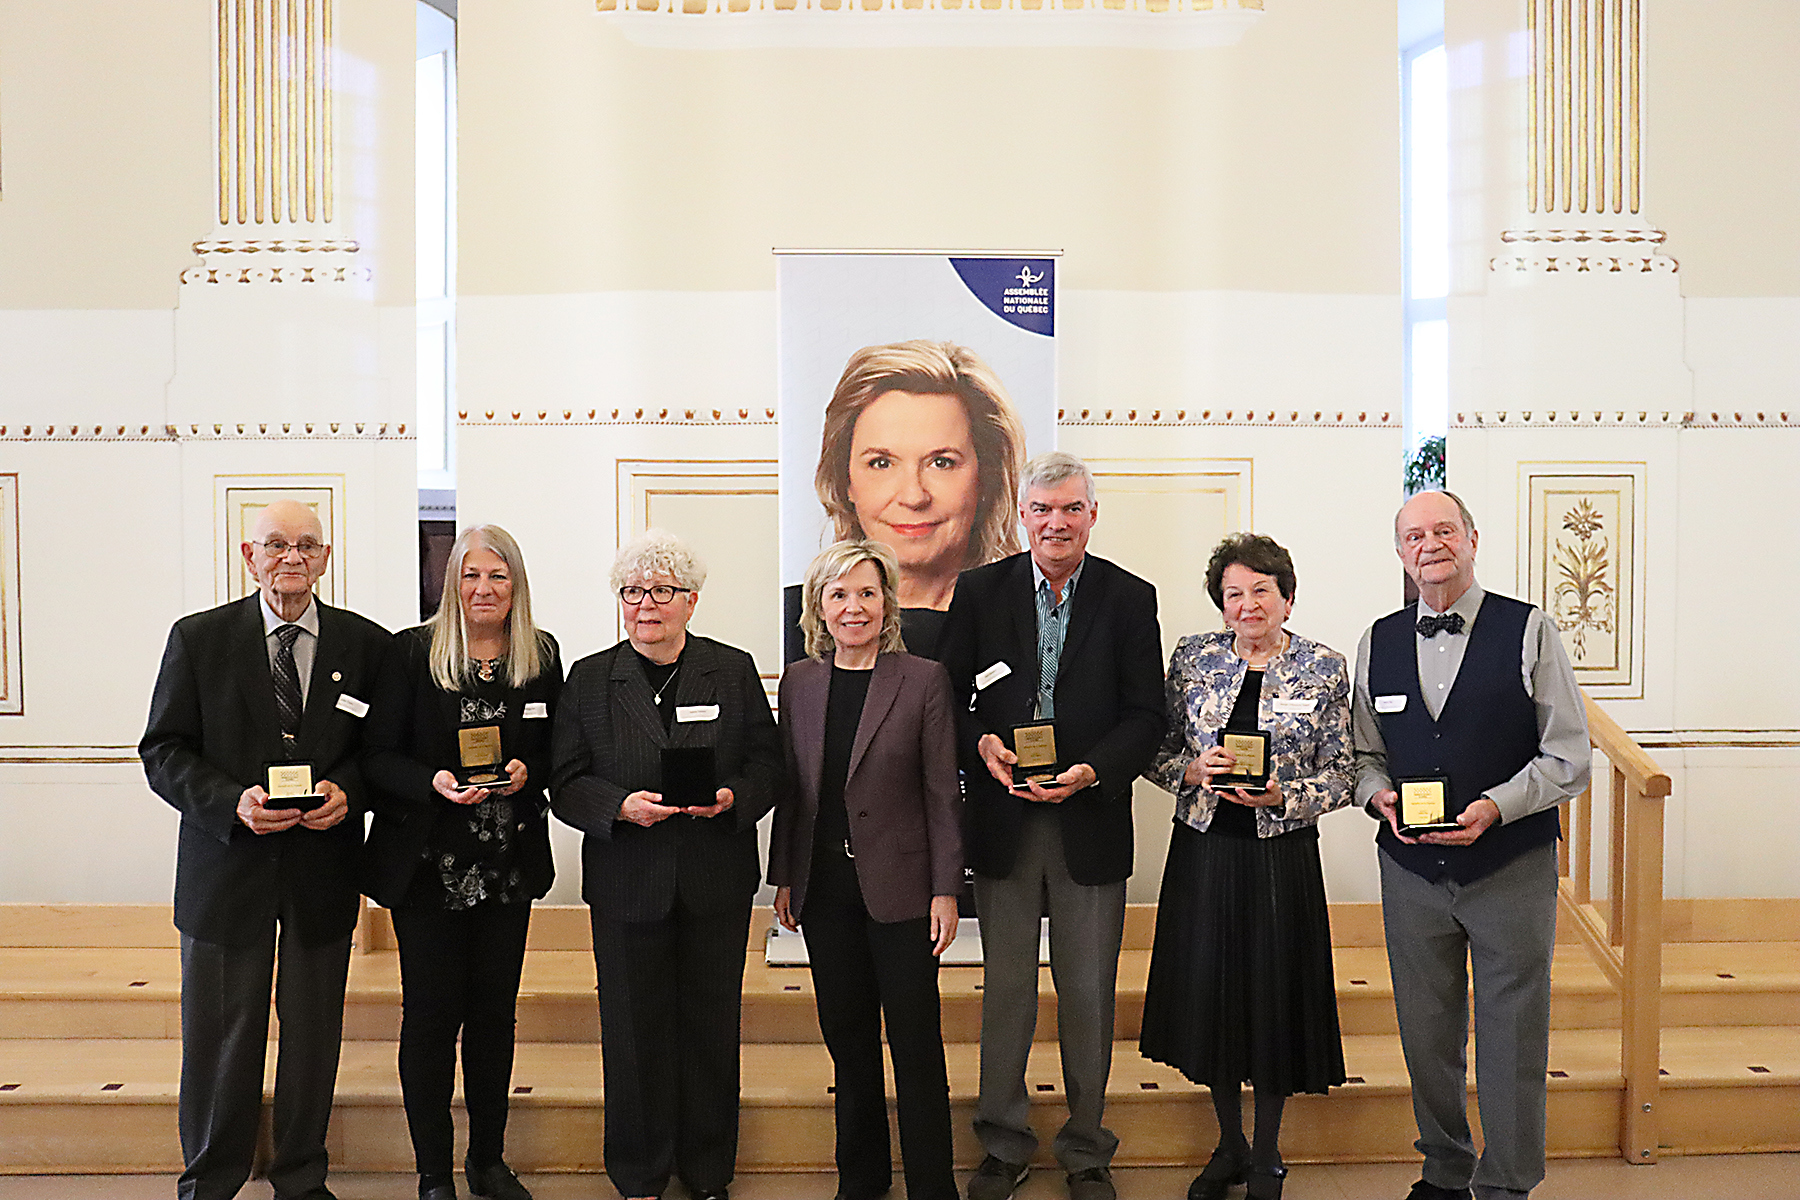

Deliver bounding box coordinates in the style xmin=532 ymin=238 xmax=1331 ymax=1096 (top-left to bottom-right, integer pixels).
xmin=1138 ymin=819 xmax=1347 ymax=1096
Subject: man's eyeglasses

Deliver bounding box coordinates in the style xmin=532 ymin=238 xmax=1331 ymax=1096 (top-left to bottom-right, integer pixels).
xmin=618 ymin=585 xmax=692 ymax=605
xmin=252 ymin=539 xmax=328 ymax=560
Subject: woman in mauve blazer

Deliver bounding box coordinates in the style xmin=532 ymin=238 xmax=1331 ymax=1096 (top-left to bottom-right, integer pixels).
xmin=771 ymin=539 xmax=964 ymax=1200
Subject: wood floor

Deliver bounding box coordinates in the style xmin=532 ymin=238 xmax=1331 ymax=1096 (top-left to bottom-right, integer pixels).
xmin=4 ymin=1158 xmax=1800 ymax=1200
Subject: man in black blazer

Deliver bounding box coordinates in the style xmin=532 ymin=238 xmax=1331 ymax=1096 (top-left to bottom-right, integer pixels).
xmin=939 ymin=453 xmax=1166 ymax=1200
xmin=140 ymin=500 xmax=390 ymax=1200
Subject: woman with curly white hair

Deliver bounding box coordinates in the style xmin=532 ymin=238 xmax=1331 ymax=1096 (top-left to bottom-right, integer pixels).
xmin=550 ymin=529 xmax=782 ymax=1200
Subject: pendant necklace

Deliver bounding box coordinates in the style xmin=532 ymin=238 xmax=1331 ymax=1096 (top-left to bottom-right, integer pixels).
xmin=652 ymin=664 xmax=680 ymax=706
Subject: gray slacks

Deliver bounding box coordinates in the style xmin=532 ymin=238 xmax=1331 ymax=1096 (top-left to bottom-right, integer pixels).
xmin=177 ymin=924 xmax=352 ymax=1200
xmin=973 ymin=806 xmax=1128 ymax=1172
xmin=1380 ymin=841 xmax=1558 ymax=1200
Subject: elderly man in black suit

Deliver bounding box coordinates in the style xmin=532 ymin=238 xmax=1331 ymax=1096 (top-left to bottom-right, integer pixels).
xmin=141 ymin=499 xmax=391 ymax=1200
xmin=550 ymin=529 xmax=782 ymax=1200
xmin=939 ymin=452 xmax=1166 ymax=1200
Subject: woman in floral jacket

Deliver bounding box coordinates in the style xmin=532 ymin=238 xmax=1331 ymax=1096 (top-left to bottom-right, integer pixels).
xmin=1140 ymin=533 xmax=1353 ymax=1200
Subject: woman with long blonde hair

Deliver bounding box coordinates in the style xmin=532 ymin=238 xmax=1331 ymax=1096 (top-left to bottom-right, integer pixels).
xmin=365 ymin=524 xmax=563 ymax=1200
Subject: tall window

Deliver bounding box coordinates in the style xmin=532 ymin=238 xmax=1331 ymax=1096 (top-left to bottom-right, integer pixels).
xmin=1402 ymin=25 xmax=1448 ymax=469
xmin=417 ymin=2 xmax=456 ymax=493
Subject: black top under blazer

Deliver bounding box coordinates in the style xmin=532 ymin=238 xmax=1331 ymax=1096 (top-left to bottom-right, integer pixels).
xmin=140 ymin=593 xmax=392 ymax=948
xmin=550 ymin=634 xmax=782 ymax=922
xmin=360 ymin=624 xmax=565 ymax=909
xmin=769 ymin=652 xmax=964 ymax=924
xmin=938 ymin=551 xmax=1167 ymax=887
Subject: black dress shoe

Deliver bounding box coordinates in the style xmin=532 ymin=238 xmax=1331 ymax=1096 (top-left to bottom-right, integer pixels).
xmin=967 ymin=1156 xmax=1030 ymax=1200
xmin=1187 ymin=1148 xmax=1247 ymax=1200
xmin=1244 ymin=1164 xmax=1287 ymax=1200
xmin=690 ymin=1189 xmax=729 ymax=1200
xmin=422 ymin=1186 xmax=457 ymax=1200
xmin=277 ymin=1188 xmax=338 ymax=1200
xmin=1405 ymin=1182 xmax=1472 ymax=1200
xmin=465 ymin=1159 xmax=533 ymax=1200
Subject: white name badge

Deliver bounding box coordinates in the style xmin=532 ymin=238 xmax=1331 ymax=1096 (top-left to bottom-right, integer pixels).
xmin=975 ymin=661 xmax=1012 ymax=691
xmin=676 ymin=704 xmax=720 ymax=723
xmin=1374 ymin=694 xmax=1408 ymax=714
xmin=335 ymin=693 xmax=370 ymax=718
xmin=1272 ymin=697 xmax=1318 ymax=715
xmin=523 ymin=702 xmax=549 ymax=719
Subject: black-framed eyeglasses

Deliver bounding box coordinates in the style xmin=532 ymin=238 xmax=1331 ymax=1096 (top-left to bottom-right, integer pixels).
xmin=252 ymin=539 xmax=328 ymax=560
xmin=619 ymin=584 xmax=692 ymax=605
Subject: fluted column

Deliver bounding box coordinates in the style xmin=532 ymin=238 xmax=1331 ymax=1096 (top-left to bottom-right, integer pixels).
xmin=1495 ymin=0 xmax=1671 ymax=272
xmin=187 ymin=0 xmax=364 ymax=285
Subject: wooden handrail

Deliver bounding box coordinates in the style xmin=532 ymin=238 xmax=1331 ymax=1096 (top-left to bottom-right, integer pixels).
xmin=1558 ymin=689 xmax=1672 ymax=1166
xmin=1582 ymin=693 xmax=1673 ymax=800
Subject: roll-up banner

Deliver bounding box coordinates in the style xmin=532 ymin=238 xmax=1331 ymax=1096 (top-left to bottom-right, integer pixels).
xmin=777 ymin=251 xmax=1059 ymax=664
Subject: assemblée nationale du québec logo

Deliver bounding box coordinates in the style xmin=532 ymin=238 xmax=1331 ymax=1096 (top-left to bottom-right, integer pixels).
xmin=1001 ymin=265 xmax=1050 ymax=318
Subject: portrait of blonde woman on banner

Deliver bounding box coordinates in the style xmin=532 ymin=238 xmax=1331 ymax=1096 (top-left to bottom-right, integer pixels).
xmin=784 ymin=339 xmax=1027 ymax=663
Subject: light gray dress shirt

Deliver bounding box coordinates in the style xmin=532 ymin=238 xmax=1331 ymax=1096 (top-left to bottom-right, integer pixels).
xmin=1031 ymin=555 xmax=1085 ymax=721
xmin=259 ymin=592 xmax=320 ymax=705
xmin=1351 ymin=582 xmax=1591 ymax=824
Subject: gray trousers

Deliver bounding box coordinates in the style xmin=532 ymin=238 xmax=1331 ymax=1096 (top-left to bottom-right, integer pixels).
xmin=177 ymin=925 xmax=352 ymax=1200
xmin=973 ymin=806 xmax=1128 ymax=1172
xmin=1380 ymin=842 xmax=1558 ymax=1200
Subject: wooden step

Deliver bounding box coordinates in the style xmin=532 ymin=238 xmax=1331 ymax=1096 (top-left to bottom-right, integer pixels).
xmin=0 ymin=943 xmax=1632 ymax=1043
xmin=5 ymin=1025 xmax=1796 ymax=1173
xmin=0 ymin=1030 xmax=1615 ymax=1174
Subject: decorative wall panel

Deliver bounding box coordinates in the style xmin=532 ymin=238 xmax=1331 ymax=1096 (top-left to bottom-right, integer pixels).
xmin=215 ymin=476 xmax=344 ymax=606
xmin=0 ymin=474 xmax=21 ymax=716
xmin=616 ymin=460 xmax=780 ymax=681
xmin=1520 ymin=464 xmax=1644 ymax=698
xmin=1086 ymin=458 xmax=1251 ymax=664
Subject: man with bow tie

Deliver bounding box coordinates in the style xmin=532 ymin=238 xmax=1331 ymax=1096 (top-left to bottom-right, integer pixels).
xmin=1351 ymin=490 xmax=1589 ymax=1200
xmin=141 ymin=500 xmax=390 ymax=1200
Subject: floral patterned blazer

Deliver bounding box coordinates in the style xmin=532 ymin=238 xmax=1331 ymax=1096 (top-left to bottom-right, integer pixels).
xmin=1144 ymin=628 xmax=1353 ymax=837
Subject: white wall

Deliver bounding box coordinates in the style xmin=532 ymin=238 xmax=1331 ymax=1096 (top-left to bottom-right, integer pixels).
xmin=4 ymin=0 xmax=1798 ymax=909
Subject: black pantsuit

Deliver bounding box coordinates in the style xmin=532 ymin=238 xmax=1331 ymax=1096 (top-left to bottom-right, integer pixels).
xmin=550 ymin=634 xmax=782 ymax=1200
xmin=802 ymin=889 xmax=955 ymax=1200
xmin=391 ymin=902 xmax=533 ymax=1176
xmin=589 ymin=901 xmax=752 ymax=1196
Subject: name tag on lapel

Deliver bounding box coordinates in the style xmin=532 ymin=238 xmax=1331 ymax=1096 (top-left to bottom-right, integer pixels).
xmin=335 ymin=693 xmax=370 ymax=718
xmin=1272 ymin=697 xmax=1317 ymax=714
xmin=975 ymin=661 xmax=1011 ymax=690
xmin=1374 ymin=694 xmax=1407 ymax=714
xmin=523 ymin=702 xmax=549 ymax=719
xmin=676 ymin=704 xmax=720 ymax=723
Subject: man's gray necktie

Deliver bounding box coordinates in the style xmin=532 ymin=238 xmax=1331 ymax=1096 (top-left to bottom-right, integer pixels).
xmin=273 ymin=624 xmax=305 ymax=743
